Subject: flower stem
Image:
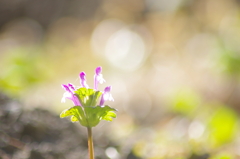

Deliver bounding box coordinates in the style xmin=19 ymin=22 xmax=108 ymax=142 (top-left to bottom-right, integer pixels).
xmin=87 ymin=127 xmax=94 ymax=159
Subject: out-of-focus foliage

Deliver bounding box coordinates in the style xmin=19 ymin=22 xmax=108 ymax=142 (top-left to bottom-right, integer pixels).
xmin=218 ymin=49 xmax=240 ymax=77
xmin=0 ymin=47 xmax=50 ymax=96
xmin=1 ymin=0 xmax=240 ymax=158
xmin=170 ymin=88 xmax=201 ymax=117
xmin=210 ymin=153 xmax=234 ymax=159
xmin=208 ymin=106 xmax=238 ymax=148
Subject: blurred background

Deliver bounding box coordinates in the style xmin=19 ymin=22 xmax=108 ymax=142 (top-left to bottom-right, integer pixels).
xmin=1 ymin=0 xmax=240 ymax=158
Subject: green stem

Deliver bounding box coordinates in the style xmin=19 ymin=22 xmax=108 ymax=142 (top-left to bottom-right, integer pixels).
xmin=87 ymin=127 xmax=94 ymax=159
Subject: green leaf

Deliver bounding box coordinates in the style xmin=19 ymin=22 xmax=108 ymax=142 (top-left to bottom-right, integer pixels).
xmin=83 ymin=105 xmax=117 ymax=127
xmin=60 ymin=105 xmax=117 ymax=127
xmin=208 ymin=106 xmax=238 ymax=147
xmin=60 ymin=108 xmax=74 ymax=118
xmin=71 ymin=116 xmax=79 ymax=122
xmin=102 ymin=111 xmax=117 ymax=121
xmin=74 ymin=87 xmax=102 ymax=106
xmin=60 ymin=106 xmax=88 ymax=126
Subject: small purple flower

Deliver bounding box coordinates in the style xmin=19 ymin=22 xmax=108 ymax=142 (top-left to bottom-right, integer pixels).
xmin=100 ymin=86 xmax=114 ymax=106
xmin=61 ymin=67 xmax=113 ymax=107
xmin=79 ymin=72 xmax=89 ymax=88
xmin=94 ymin=66 xmax=105 ymax=90
xmin=61 ymin=84 xmax=81 ymax=106
xmin=60 ymin=66 xmax=117 ymax=129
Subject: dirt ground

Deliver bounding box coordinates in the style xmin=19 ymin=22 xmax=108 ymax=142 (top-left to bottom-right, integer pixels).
xmin=0 ymin=93 xmax=131 ymax=159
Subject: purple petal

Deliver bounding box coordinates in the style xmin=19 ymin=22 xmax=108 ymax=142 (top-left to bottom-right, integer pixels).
xmin=62 ymin=84 xmax=71 ymax=92
xmin=95 ymin=66 xmax=102 ymax=75
xmin=99 ymin=86 xmax=114 ymax=106
xmin=79 ymin=72 xmax=89 ymax=88
xmin=68 ymin=83 xmax=76 ymax=91
xmin=104 ymin=86 xmax=111 ymax=92
xmin=61 ymin=84 xmax=81 ymax=106
xmin=94 ymin=66 xmax=105 ymax=90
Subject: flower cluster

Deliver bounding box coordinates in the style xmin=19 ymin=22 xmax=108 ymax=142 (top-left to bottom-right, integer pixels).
xmin=61 ymin=66 xmax=114 ymax=107
xmin=60 ymin=67 xmax=116 ymax=127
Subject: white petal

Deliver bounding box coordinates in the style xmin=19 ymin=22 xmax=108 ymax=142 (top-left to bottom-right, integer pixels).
xmin=97 ymin=74 xmax=106 ymax=84
xmin=61 ymin=91 xmax=72 ymax=103
xmin=109 ymin=94 xmax=114 ymax=101
xmin=104 ymin=93 xmax=114 ymax=101
xmin=61 ymin=97 xmax=66 ymax=103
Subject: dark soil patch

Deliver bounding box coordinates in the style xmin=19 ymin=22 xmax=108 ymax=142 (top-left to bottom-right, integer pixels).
xmin=0 ymin=93 xmax=117 ymax=159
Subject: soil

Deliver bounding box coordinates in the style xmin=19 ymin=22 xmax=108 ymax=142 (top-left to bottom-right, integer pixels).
xmin=0 ymin=93 xmax=122 ymax=159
